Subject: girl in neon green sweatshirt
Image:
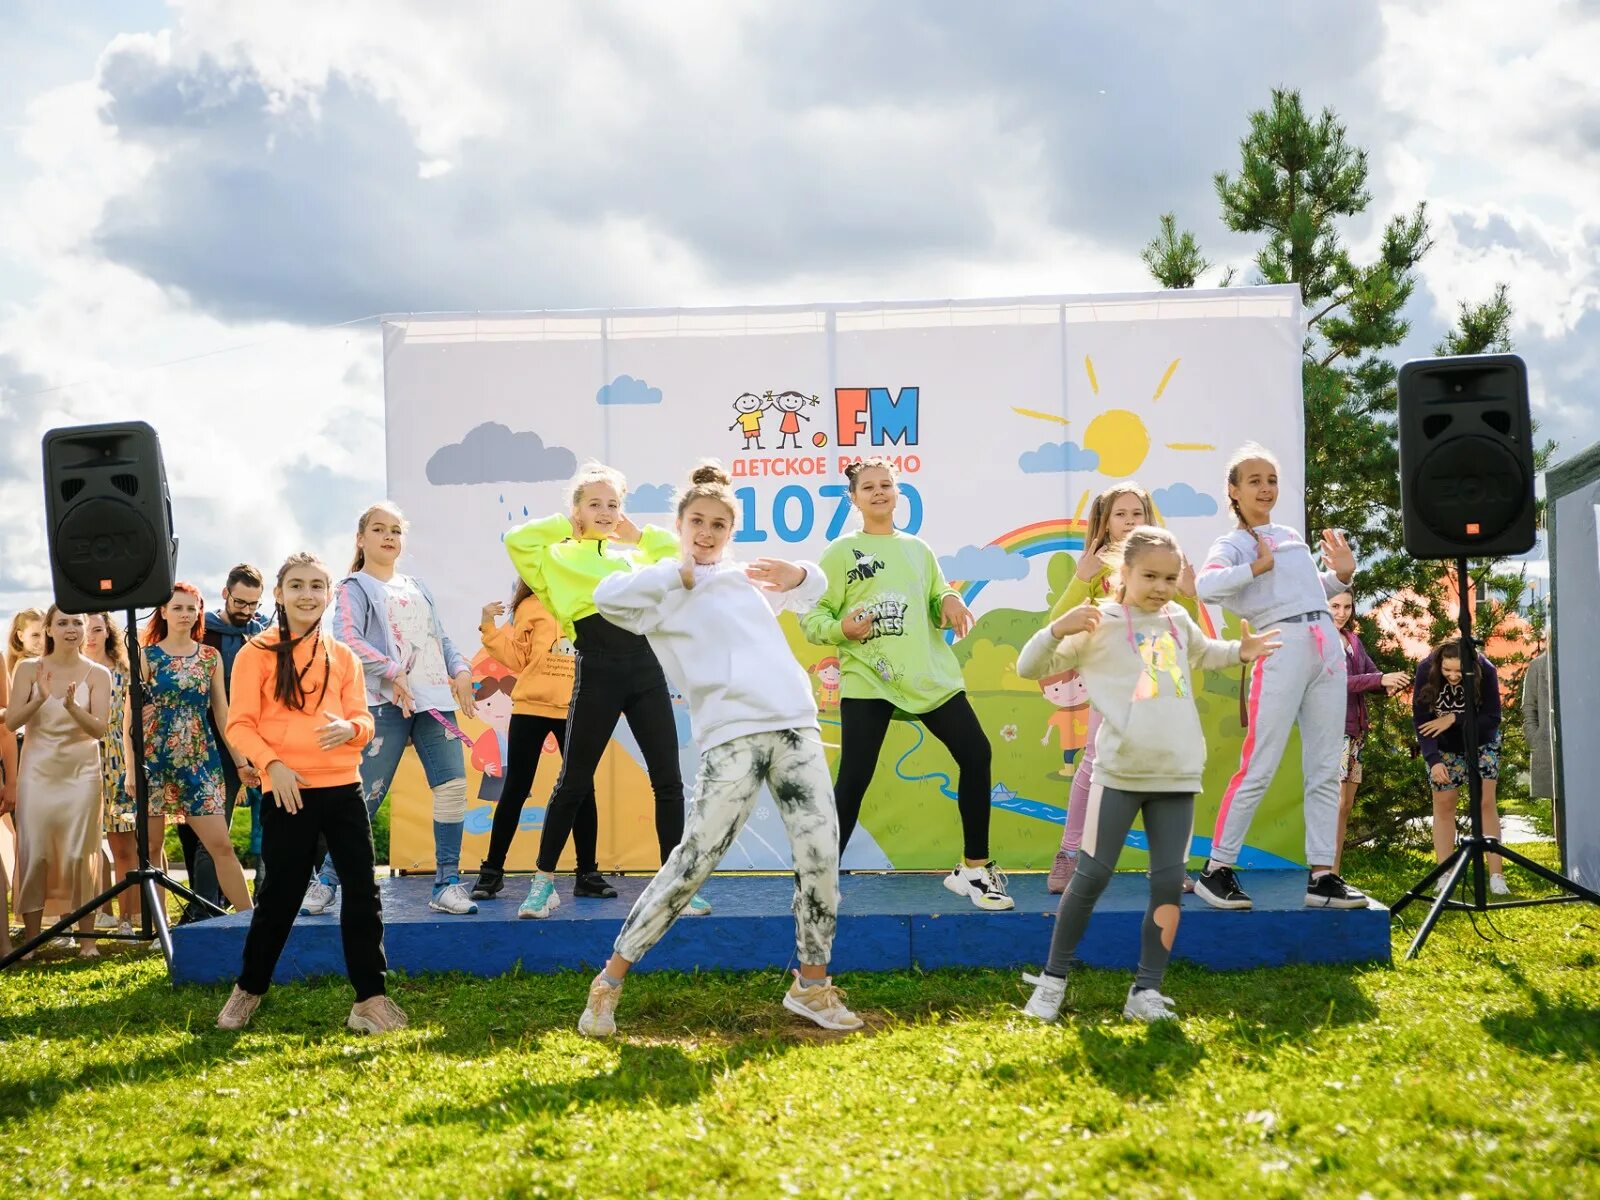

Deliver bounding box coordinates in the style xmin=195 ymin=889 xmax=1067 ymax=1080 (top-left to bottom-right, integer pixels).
xmin=801 ymin=458 xmax=1012 ymax=911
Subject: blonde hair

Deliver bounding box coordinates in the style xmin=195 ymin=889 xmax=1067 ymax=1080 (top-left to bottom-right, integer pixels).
xmin=674 ymin=460 xmax=736 ymax=518
xmin=1104 ymin=526 xmax=1183 ymax=602
xmin=567 ymin=461 xmax=628 ymax=511
xmin=1225 ymin=442 xmax=1281 ymax=530
xmin=1085 ymin=482 xmax=1156 ymax=549
xmin=6 ymin=606 xmax=45 ymax=674
xmin=86 ymin=612 xmax=130 ymax=671
xmin=351 ymin=502 xmax=406 ymax=573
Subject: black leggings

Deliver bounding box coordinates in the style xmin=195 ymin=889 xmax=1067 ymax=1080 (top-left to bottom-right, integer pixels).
xmin=536 ymin=644 xmax=685 ymax=873
xmin=481 ymin=713 xmax=598 ymax=874
xmin=239 ymin=783 xmax=386 ymax=1000
xmin=834 ymin=693 xmax=993 ymax=861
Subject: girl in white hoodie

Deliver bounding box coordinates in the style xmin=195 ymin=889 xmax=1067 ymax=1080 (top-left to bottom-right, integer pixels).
xmin=577 ymin=462 xmax=862 ymax=1038
xmin=1017 ymin=527 xmax=1280 ymax=1023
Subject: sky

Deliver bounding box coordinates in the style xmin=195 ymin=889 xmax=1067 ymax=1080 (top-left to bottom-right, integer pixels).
xmin=1 ymin=0 xmax=1595 ymax=616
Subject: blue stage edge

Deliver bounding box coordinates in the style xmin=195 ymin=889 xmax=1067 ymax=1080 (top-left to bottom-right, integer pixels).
xmin=169 ymin=871 xmax=1392 ymax=985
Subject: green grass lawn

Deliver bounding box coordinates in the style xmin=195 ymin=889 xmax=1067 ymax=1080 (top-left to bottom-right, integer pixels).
xmin=4 ymin=844 xmax=1598 ymax=1198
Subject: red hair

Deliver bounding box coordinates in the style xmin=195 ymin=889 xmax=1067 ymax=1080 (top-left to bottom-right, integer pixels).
xmin=142 ymin=581 xmax=206 ymax=645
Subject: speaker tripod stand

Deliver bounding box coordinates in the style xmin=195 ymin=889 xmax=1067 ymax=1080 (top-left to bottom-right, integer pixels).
xmin=1389 ymin=557 xmax=1599 ymax=959
xmin=0 ymin=609 xmax=227 ymax=972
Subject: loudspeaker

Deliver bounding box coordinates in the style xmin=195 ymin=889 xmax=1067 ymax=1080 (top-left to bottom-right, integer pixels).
xmin=1398 ymin=353 xmax=1537 ymax=560
xmin=42 ymin=421 xmax=179 ymax=614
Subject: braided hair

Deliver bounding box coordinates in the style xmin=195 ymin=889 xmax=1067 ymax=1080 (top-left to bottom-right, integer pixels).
xmin=1225 ymin=443 xmax=1280 ymax=541
xmin=252 ymin=552 xmax=333 ymax=712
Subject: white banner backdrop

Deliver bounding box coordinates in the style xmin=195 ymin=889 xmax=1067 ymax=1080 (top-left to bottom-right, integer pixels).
xmin=381 ymin=287 xmax=1308 ymax=872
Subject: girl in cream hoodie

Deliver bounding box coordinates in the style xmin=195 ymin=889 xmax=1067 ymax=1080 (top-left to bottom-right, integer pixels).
xmin=1017 ymin=527 xmax=1280 ymax=1024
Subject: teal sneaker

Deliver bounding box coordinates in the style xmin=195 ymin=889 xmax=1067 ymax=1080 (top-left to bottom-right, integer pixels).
xmin=518 ymin=876 xmax=560 ymax=919
xmin=686 ymin=892 xmax=713 ymax=917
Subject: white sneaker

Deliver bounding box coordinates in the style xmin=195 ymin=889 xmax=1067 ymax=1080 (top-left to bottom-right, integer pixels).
xmin=782 ymin=971 xmax=865 ymax=1031
xmin=428 ymin=881 xmax=479 ymax=915
xmin=943 ymin=861 xmax=1015 ymax=911
xmin=117 ymin=921 xmax=134 ymax=937
xmin=1489 ymin=873 xmax=1510 ymax=896
xmin=578 ymin=974 xmax=622 ymax=1038
xmin=1122 ymin=985 xmax=1179 ymax=1023
xmin=300 ymin=880 xmax=336 ymax=916
xmin=94 ymin=911 xmax=119 ymax=931
xmin=1020 ymin=971 xmax=1066 ymax=1022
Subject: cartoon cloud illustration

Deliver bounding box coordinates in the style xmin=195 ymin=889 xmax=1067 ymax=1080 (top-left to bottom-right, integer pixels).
xmin=426 ymin=422 xmax=577 ymax=485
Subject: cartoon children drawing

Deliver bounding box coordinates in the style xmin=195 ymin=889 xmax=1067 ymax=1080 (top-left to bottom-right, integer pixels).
xmin=729 ymin=392 xmax=769 ymax=450
xmin=1039 ymin=668 xmax=1091 ymax=778
xmin=772 ymin=391 xmax=817 ymax=450
xmin=469 ymin=653 xmax=517 ymax=801
xmin=811 ymin=656 xmax=842 ymax=708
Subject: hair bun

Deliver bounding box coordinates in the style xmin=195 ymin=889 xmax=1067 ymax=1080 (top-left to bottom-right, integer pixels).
xmin=690 ymin=462 xmax=731 ymax=486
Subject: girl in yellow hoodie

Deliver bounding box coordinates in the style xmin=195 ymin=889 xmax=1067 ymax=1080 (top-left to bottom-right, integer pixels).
xmin=217 ymin=553 xmax=406 ymax=1036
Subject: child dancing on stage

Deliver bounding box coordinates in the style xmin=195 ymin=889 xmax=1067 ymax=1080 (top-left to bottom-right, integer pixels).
xmin=800 ymin=457 xmax=1011 ymax=910
xmin=576 ymin=462 xmax=860 ymax=1037
xmin=219 ymin=553 xmax=405 ymax=1034
xmin=1018 ymin=527 xmax=1280 ymax=1022
xmin=1045 ymin=482 xmax=1202 ymax=893
xmin=1194 ymin=444 xmax=1368 ymax=912
xmin=504 ymin=461 xmax=702 ymax=919
xmin=469 ymin=581 xmax=605 ymax=900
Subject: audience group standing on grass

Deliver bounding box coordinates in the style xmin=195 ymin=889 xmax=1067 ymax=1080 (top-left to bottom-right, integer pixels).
xmin=0 ymin=443 xmax=1548 ymax=1035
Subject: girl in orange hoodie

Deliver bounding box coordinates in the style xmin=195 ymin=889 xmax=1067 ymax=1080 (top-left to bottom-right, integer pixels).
xmin=469 ymin=579 xmax=610 ymax=901
xmin=217 ymin=553 xmax=406 ymax=1035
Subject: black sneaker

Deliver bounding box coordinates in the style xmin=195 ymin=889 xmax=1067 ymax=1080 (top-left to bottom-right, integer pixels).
xmin=1305 ymin=871 xmax=1368 ymax=910
xmin=1194 ymin=865 xmax=1253 ymax=910
xmin=470 ymin=865 xmax=505 ymax=900
xmin=574 ymin=871 xmax=618 ymax=899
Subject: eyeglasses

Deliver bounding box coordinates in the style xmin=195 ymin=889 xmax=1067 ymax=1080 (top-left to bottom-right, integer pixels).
xmin=228 ymin=598 xmax=262 ymax=611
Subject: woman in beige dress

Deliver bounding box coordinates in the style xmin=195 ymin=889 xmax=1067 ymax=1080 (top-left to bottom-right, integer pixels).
xmin=7 ymin=606 xmax=111 ymax=959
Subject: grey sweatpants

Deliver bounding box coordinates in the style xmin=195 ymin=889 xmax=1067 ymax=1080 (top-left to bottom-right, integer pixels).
xmin=1211 ymin=614 xmax=1345 ymax=869
xmin=614 ymin=729 xmax=839 ymax=965
xmin=1044 ymin=784 xmax=1194 ymax=990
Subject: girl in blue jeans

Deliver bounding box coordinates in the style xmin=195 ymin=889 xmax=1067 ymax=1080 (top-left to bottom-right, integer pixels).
xmin=303 ymin=501 xmax=481 ymax=916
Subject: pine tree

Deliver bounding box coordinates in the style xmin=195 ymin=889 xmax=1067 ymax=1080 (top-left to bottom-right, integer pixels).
xmin=1141 ymin=89 xmax=1551 ymax=850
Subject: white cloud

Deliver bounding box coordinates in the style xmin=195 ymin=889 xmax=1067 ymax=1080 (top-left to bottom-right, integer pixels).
xmin=1 ymin=0 xmax=1596 ymax=616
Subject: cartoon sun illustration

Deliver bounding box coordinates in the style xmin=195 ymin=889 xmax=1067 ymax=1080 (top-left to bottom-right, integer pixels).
xmin=1012 ymin=356 xmax=1214 ymax=512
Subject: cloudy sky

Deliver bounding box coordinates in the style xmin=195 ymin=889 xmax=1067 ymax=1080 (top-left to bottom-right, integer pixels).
xmin=1 ymin=0 xmax=1595 ymax=615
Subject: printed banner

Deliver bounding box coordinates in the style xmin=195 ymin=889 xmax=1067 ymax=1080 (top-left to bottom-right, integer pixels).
xmin=381 ymin=288 xmax=1310 ymax=872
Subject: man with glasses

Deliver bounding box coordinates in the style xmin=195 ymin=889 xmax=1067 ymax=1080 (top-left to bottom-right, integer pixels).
xmin=180 ymin=563 xmax=270 ymax=919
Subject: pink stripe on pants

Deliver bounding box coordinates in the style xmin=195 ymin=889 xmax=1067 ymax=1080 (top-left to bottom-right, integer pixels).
xmin=1056 ymin=709 xmax=1101 ymax=855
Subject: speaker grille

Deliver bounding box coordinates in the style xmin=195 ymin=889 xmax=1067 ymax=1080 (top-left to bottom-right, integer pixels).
xmin=60 ymin=478 xmax=85 ymax=502
xmin=111 ymin=473 xmax=139 ymax=496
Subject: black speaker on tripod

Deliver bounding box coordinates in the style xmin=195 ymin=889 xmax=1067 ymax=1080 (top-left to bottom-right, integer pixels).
xmin=1 ymin=420 xmax=218 ymax=973
xmin=1397 ymin=353 xmax=1537 ymax=560
xmin=41 ymin=420 xmax=179 ymax=615
xmin=1390 ymin=353 xmax=1598 ymax=957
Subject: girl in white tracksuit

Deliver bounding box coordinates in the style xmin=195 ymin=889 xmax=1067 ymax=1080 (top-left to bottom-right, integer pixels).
xmin=1193 ymin=444 xmax=1368 ymax=913
xmin=573 ymin=462 xmax=863 ymax=1038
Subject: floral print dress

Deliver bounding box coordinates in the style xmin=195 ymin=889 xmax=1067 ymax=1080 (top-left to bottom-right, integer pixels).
xmin=101 ymin=666 xmax=135 ymax=832
xmin=141 ymin=645 xmax=226 ymax=819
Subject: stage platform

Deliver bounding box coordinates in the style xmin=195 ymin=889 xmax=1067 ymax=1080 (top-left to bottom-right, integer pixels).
xmin=169 ymin=871 xmax=1391 ymax=985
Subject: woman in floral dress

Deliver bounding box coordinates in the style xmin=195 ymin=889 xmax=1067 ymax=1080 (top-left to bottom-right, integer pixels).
xmin=136 ymin=583 xmax=254 ymax=915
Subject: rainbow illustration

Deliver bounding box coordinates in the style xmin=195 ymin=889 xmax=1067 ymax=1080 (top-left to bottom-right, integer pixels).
xmin=950 ymin=515 xmax=1219 ymax=637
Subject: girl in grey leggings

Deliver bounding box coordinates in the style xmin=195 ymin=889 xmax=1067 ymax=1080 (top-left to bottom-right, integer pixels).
xmin=1017 ymin=527 xmax=1280 ymax=1022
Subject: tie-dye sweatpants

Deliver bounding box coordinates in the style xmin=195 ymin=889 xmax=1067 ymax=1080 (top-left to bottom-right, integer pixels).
xmin=614 ymin=728 xmax=840 ymax=966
